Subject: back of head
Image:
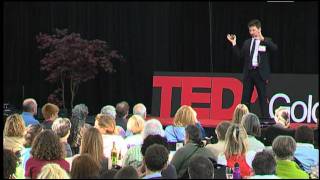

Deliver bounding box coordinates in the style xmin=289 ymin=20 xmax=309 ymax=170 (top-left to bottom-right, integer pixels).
xmin=52 ymin=118 xmax=71 ymax=138
xmin=185 ymin=125 xmax=201 ymax=145
xmin=24 ymin=124 xmax=43 ymax=148
xmin=252 ymin=150 xmax=276 ymax=175
xmin=144 ymin=144 xmax=169 ymax=172
xmin=232 ymin=104 xmax=249 ymax=124
xmin=141 ymin=134 xmax=168 ymax=156
xmin=133 ymin=103 xmax=147 ymax=119
xmin=41 ymin=103 xmax=59 ymax=120
xmin=272 ymin=135 xmax=296 ymax=160
xmin=37 ymin=163 xmax=70 ymax=179
xmin=224 ymin=123 xmax=248 ymax=158
xmin=4 ymin=113 xmax=26 ymax=137
xmin=127 ymin=115 xmax=145 ymax=134
xmin=274 ymin=107 xmax=290 ymax=127
xmin=3 ymin=149 xmax=18 ymax=179
xmin=241 ymin=113 xmax=261 ymax=137
xmin=114 ymin=166 xmax=139 ymax=179
xmin=116 ymin=101 xmax=130 ymax=119
xmin=71 ymin=154 xmax=100 ymax=179
xmin=22 ymin=98 xmax=37 ymax=113
xmin=142 ymin=119 xmax=165 ymax=139
xmin=95 ymin=113 xmax=116 ymax=134
xmin=188 ymin=155 xmax=214 ymax=179
xmin=100 ymin=105 xmax=116 ymax=119
xmin=295 ymin=125 xmax=314 ymax=144
xmin=69 ymin=104 xmax=88 ymax=146
xmin=215 ymin=121 xmax=232 ymax=141
xmin=173 ymin=105 xmax=197 ymax=126
xmin=80 ymin=127 xmax=104 ymax=167
xmin=31 ymin=130 xmax=64 ymax=160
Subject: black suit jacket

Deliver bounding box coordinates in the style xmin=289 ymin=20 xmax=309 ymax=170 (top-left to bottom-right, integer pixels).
xmin=232 ymin=37 xmax=278 ymax=80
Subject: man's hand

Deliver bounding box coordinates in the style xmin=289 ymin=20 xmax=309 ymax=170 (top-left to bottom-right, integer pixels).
xmin=227 ymin=34 xmax=237 ymax=46
xmin=258 ymin=31 xmax=264 ymax=41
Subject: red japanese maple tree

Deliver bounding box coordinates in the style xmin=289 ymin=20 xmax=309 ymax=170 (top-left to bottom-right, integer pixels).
xmin=36 ymin=28 xmax=123 ymax=110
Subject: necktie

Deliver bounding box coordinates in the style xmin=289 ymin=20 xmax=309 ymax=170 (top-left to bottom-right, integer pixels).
xmin=250 ymin=39 xmax=256 ymax=58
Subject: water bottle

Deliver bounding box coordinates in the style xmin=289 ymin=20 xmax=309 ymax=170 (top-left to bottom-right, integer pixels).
xmin=233 ymin=162 xmax=241 ymax=179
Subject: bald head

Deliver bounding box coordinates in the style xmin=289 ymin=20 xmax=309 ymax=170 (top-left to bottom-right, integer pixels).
xmin=23 ymin=98 xmax=37 ymax=115
xmin=133 ymin=103 xmax=147 ymax=119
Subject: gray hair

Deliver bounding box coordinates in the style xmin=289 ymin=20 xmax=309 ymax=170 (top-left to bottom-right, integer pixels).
xmin=133 ymin=103 xmax=147 ymax=118
xmin=69 ymin=104 xmax=89 ymax=147
xmin=100 ymin=105 xmax=116 ymax=119
xmin=142 ymin=119 xmax=165 ymax=139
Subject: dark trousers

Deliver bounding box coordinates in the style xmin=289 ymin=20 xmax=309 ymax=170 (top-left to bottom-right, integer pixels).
xmin=241 ymin=69 xmax=269 ymax=119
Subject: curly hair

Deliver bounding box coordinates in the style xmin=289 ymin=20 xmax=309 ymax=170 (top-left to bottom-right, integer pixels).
xmin=31 ymin=130 xmax=65 ymax=160
xmin=23 ymin=124 xmax=43 ymax=148
xmin=3 ymin=149 xmax=18 ymax=179
xmin=68 ymin=104 xmax=88 ymax=148
xmin=4 ymin=113 xmax=26 ymax=137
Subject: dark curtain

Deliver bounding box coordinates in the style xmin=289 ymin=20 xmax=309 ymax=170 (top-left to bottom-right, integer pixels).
xmin=3 ymin=1 xmax=318 ymax=115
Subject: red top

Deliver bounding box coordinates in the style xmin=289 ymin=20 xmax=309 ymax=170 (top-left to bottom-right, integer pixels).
xmin=226 ymin=154 xmax=252 ymax=178
xmin=25 ymin=157 xmax=70 ymax=178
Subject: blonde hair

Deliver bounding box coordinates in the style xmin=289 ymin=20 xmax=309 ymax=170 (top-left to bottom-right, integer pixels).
xmin=232 ymin=104 xmax=249 ymax=124
xmin=80 ymin=128 xmax=104 ymax=169
xmin=4 ymin=114 xmax=26 ymax=137
xmin=173 ymin=105 xmax=197 ymax=127
xmin=127 ymin=115 xmax=145 ymax=134
xmin=274 ymin=107 xmax=290 ymax=128
xmin=37 ymin=163 xmax=70 ymax=179
xmin=95 ymin=114 xmax=116 ymax=134
xmin=224 ymin=123 xmax=248 ymax=159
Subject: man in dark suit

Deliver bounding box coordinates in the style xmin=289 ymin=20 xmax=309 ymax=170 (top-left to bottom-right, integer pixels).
xmin=227 ymin=19 xmax=278 ymax=120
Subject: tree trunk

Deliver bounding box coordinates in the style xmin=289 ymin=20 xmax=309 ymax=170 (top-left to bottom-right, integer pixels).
xmin=60 ymin=72 xmax=66 ymax=110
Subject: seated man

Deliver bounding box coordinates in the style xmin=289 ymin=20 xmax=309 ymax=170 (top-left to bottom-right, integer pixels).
xmin=188 ymin=155 xmax=214 ymax=179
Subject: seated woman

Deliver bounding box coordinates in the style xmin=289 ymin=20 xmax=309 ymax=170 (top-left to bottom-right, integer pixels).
xmin=232 ymin=104 xmax=249 ymax=124
xmin=217 ymin=123 xmax=256 ymax=178
xmin=259 ymin=106 xmax=295 ymax=146
xmin=241 ymin=113 xmax=265 ymax=152
xmin=125 ymin=115 xmax=145 ymax=149
xmin=165 ymin=105 xmax=205 ymax=143
xmin=94 ymin=114 xmax=127 ymax=167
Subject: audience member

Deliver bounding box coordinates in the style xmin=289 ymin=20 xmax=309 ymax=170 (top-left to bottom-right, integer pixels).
xmin=206 ymin=121 xmax=232 ymax=161
xmin=41 ymin=103 xmax=59 ymax=129
xmin=171 ymin=125 xmax=214 ymax=178
xmin=21 ymin=124 xmax=43 ymax=170
xmin=143 ymin=144 xmax=169 ymax=179
xmin=125 ymin=115 xmax=145 ymax=148
xmin=232 ymin=104 xmax=249 ymax=124
xmin=68 ymin=104 xmax=89 ymax=154
xmin=259 ymin=106 xmax=295 ymax=146
xmin=4 ymin=114 xmax=26 ymax=153
xmin=25 ymin=130 xmax=70 ymax=178
xmin=250 ymin=150 xmax=280 ymax=179
xmin=94 ymin=113 xmax=127 ymax=164
xmin=241 ymin=113 xmax=265 ymax=152
xmin=37 ymin=163 xmax=70 ymax=179
xmin=133 ymin=103 xmax=147 ymax=119
xmin=70 ymin=154 xmax=100 ymax=179
xmin=188 ymin=155 xmax=214 ymax=179
xmin=114 ymin=166 xmax=139 ymax=179
xmin=101 ymin=104 xmax=126 ymax=138
xmin=272 ymin=136 xmax=309 ymax=179
xmin=80 ymin=127 xmax=109 ymax=174
xmin=294 ymin=125 xmax=319 ymax=173
xmin=116 ymin=101 xmax=130 ymax=131
xmin=21 ymin=98 xmax=39 ymax=126
xmin=217 ymin=123 xmax=256 ymax=178
xmin=52 ymin=117 xmax=73 ymax=157
xmin=123 ymin=119 xmax=165 ymax=169
xmin=3 ymin=149 xmax=19 ymax=179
